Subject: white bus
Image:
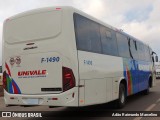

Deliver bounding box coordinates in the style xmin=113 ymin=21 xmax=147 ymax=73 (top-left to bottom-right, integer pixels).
xmin=2 ymin=6 xmax=157 ymax=108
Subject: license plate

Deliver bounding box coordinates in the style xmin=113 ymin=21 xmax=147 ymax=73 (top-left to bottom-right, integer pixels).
xmin=26 ymin=98 xmax=39 ymax=105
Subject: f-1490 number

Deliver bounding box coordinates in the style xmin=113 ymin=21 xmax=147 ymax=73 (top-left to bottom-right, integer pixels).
xmin=41 ymin=57 xmax=60 ymax=63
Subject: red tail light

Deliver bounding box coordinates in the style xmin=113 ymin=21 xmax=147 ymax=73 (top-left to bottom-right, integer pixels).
xmin=62 ymin=67 xmax=75 ymax=92
xmin=3 ymin=71 xmax=7 ymax=91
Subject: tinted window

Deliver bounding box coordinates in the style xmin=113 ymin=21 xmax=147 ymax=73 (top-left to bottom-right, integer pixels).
xmin=74 ymin=13 xmax=101 ymax=53
xmin=100 ymin=26 xmax=118 ymax=56
xmin=144 ymin=45 xmax=151 ymax=61
xmin=116 ymin=33 xmax=130 ymax=58
xmin=137 ymin=42 xmax=145 ymax=61
xmin=130 ymin=39 xmax=139 ymax=60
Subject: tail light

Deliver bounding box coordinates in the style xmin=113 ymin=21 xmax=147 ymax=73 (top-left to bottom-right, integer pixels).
xmin=3 ymin=71 xmax=7 ymax=91
xmin=62 ymin=67 xmax=75 ymax=92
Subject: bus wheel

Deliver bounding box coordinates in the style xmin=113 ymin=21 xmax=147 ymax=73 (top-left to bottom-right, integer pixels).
xmin=116 ymin=83 xmax=126 ymax=108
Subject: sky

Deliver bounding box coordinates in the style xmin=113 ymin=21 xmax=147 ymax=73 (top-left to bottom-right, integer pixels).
xmin=0 ymin=0 xmax=160 ymax=65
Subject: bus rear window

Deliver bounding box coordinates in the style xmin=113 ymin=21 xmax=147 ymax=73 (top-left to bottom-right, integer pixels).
xmin=5 ymin=10 xmax=62 ymax=43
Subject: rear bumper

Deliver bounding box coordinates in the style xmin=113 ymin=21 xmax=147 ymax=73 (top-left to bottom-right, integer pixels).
xmin=4 ymin=87 xmax=78 ymax=107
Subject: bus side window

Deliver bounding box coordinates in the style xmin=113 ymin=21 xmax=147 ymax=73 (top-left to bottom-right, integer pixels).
xmin=89 ymin=21 xmax=101 ymax=53
xmin=116 ymin=33 xmax=130 ymax=58
xmin=144 ymin=46 xmax=151 ymax=62
xmin=74 ymin=13 xmax=102 ymax=54
xmin=100 ymin=26 xmax=118 ymax=56
xmin=130 ymin=39 xmax=139 ymax=60
xmin=137 ymin=42 xmax=146 ymax=61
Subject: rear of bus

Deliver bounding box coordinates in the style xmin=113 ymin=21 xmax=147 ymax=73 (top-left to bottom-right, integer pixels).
xmin=2 ymin=7 xmax=79 ymax=107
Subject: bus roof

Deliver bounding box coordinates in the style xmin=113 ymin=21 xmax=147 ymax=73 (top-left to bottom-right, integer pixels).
xmin=4 ymin=6 xmax=149 ymax=47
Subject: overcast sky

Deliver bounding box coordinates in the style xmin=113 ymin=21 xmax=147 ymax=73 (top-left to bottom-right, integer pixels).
xmin=0 ymin=0 xmax=160 ymax=65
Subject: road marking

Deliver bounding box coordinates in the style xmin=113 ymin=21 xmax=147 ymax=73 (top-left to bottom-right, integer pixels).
xmin=145 ymin=104 xmax=156 ymax=111
xmin=133 ymin=103 xmax=157 ymax=120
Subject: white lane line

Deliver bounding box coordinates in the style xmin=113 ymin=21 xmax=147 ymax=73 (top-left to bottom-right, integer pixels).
xmin=133 ymin=103 xmax=157 ymax=120
xmin=145 ymin=104 xmax=156 ymax=111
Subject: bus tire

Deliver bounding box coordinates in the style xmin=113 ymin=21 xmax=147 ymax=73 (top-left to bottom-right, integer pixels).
xmin=116 ymin=83 xmax=126 ymax=108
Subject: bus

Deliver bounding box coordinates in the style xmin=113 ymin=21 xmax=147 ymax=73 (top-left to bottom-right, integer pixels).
xmin=2 ymin=6 xmax=158 ymax=108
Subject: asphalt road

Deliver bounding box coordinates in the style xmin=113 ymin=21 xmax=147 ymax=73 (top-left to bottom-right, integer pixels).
xmin=1 ymin=80 xmax=160 ymax=120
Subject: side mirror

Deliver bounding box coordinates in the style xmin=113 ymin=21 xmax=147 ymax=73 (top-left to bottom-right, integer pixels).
xmin=156 ymin=56 xmax=158 ymax=62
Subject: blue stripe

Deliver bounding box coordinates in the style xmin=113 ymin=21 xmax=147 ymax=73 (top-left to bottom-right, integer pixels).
xmin=12 ymin=79 xmax=21 ymax=94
